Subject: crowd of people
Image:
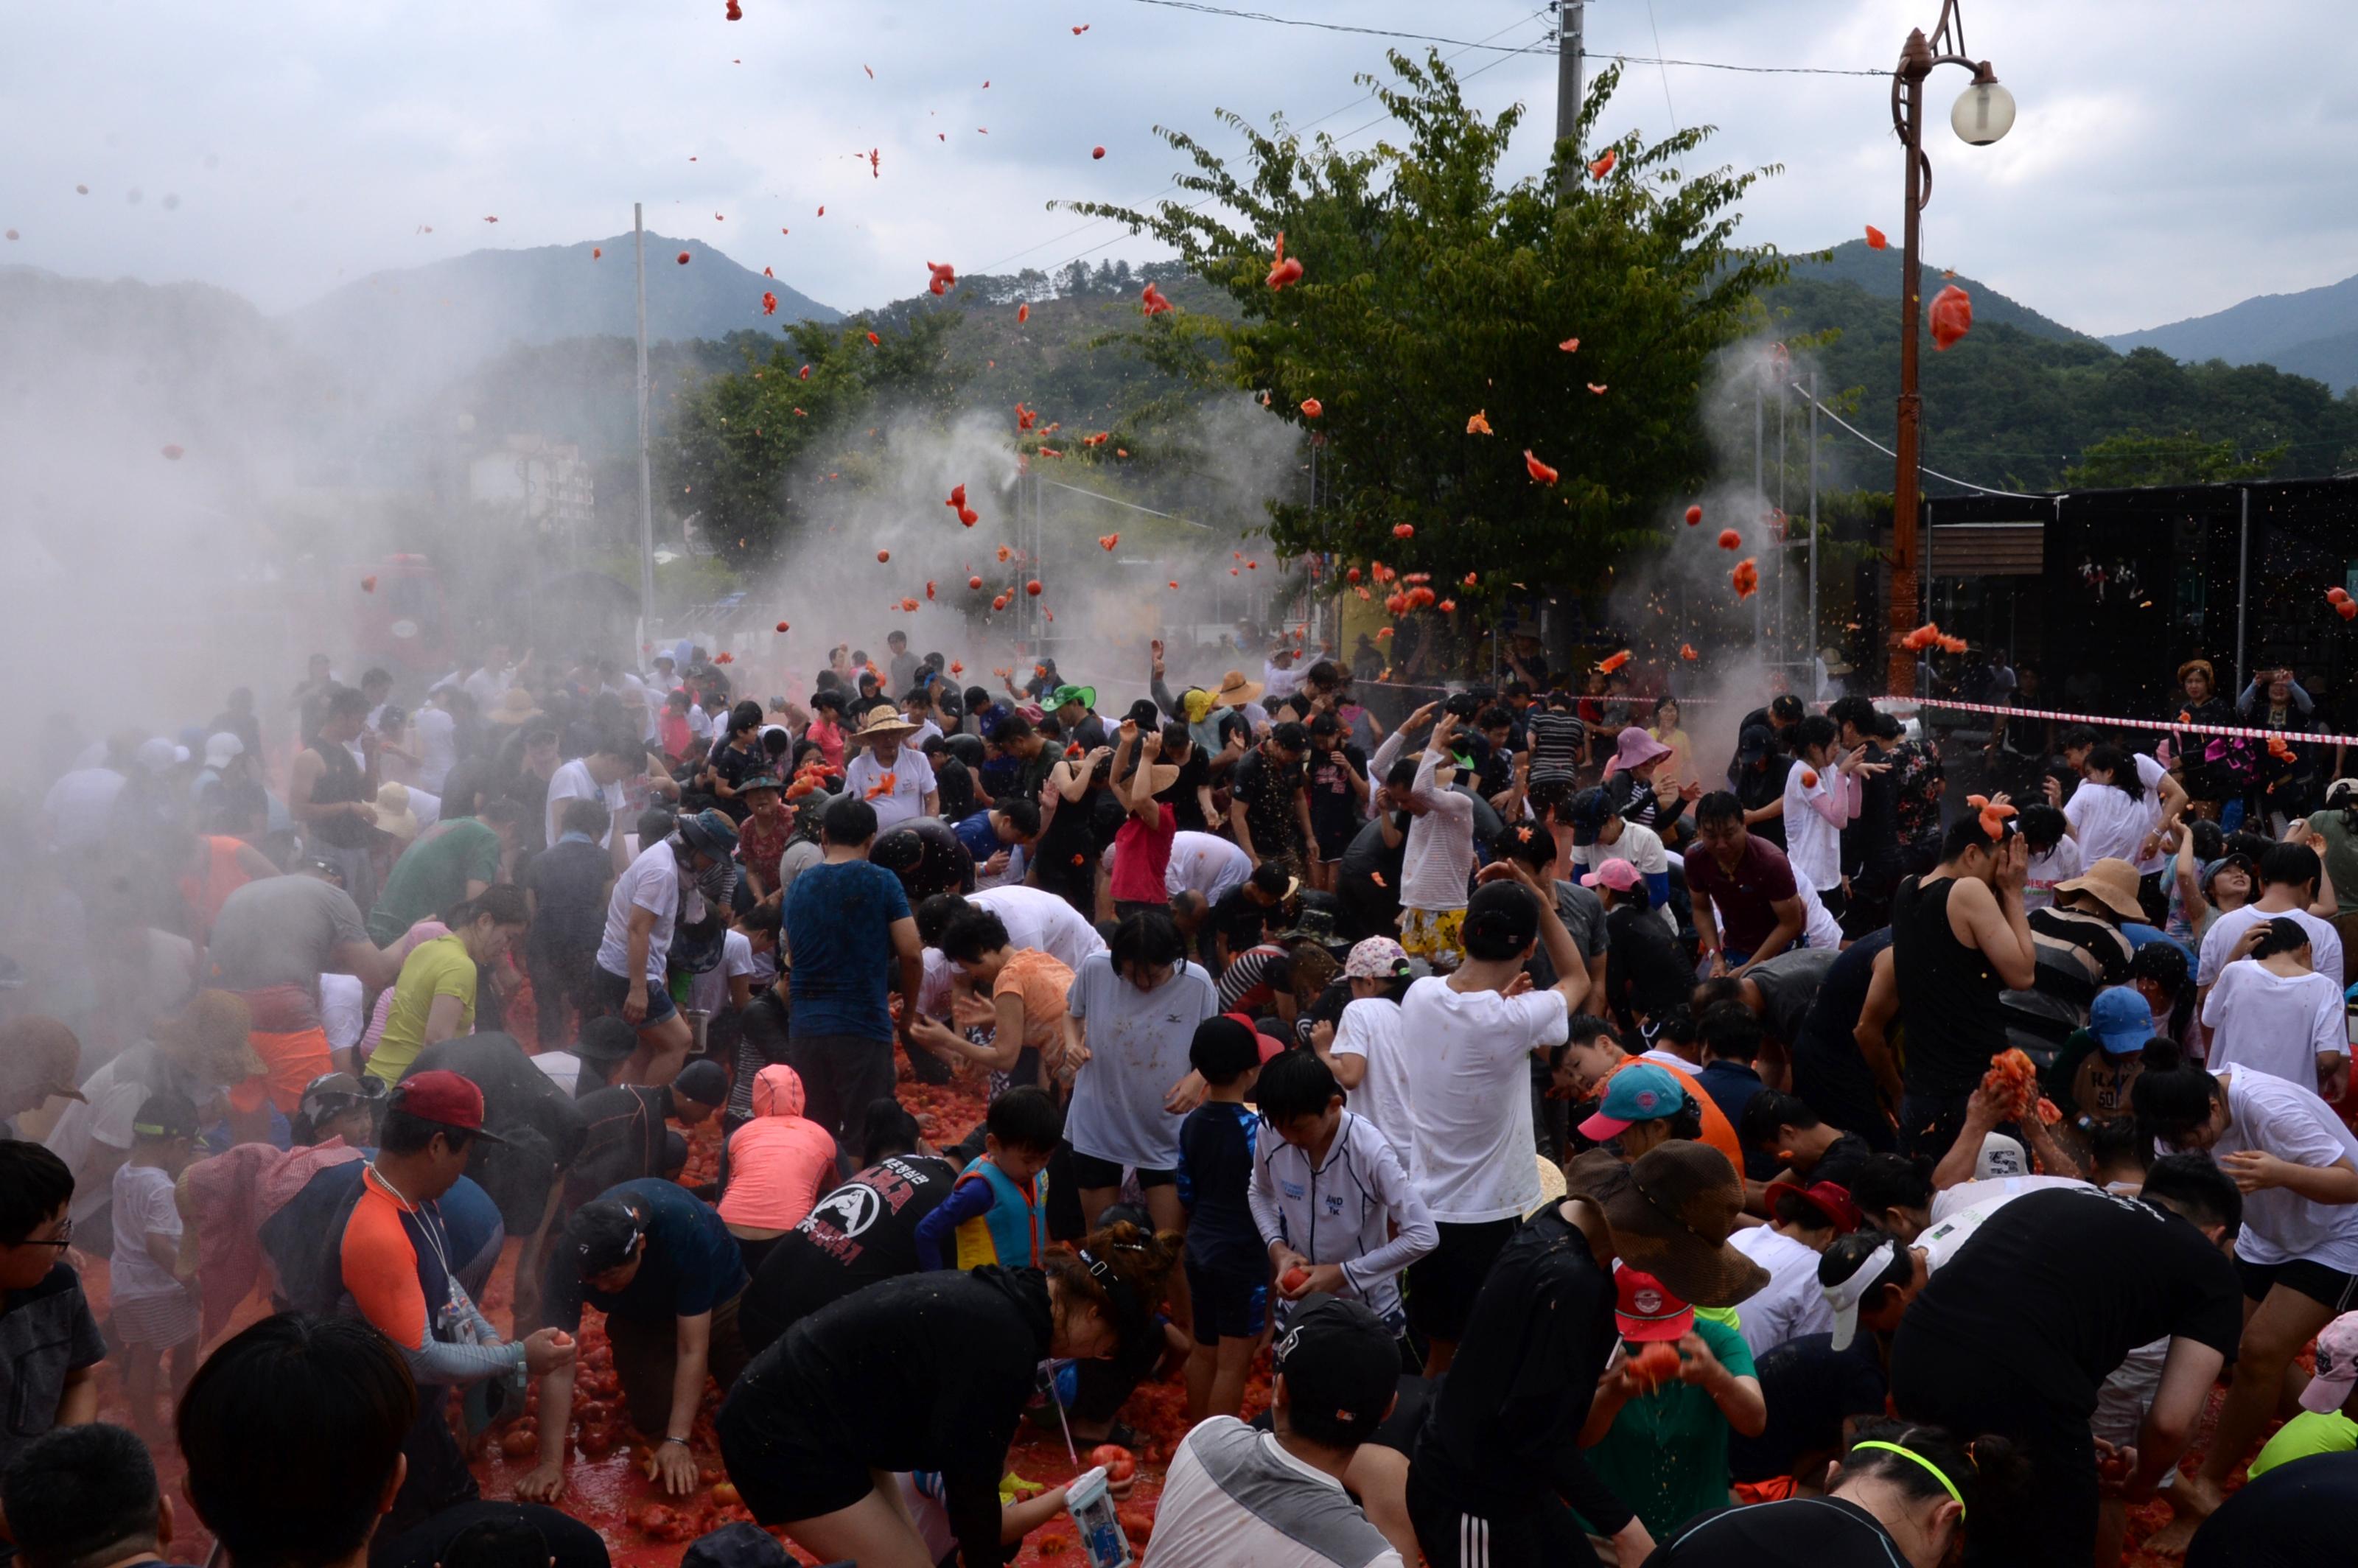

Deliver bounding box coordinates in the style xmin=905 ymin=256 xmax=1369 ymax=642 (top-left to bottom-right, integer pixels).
xmin=4 ymin=624 xmax=2358 ymax=1568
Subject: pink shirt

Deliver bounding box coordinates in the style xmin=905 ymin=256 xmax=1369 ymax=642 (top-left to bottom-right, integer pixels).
xmin=718 ymin=1065 xmax=839 ymax=1232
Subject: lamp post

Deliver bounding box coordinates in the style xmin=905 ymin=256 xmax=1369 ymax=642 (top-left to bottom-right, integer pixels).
xmin=1885 ymin=1 xmax=2015 ymax=697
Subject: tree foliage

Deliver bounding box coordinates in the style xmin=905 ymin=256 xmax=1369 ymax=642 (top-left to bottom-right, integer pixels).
xmin=2063 ymin=427 xmax=2293 ymax=489
xmin=657 ymin=314 xmax=967 ymax=565
xmin=1060 ymin=55 xmax=1791 ymax=593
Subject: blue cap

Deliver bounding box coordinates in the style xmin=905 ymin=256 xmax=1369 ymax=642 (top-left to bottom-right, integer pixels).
xmin=2089 ymin=986 xmax=2154 ymax=1055
xmin=1578 ymin=1062 xmax=1687 ymax=1141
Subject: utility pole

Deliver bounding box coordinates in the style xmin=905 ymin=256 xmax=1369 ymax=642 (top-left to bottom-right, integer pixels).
xmin=634 ymin=204 xmax=656 ymax=651
xmin=1555 ymin=0 xmax=1585 ymax=192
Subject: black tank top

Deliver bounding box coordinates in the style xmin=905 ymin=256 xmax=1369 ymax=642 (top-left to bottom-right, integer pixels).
xmin=307 ymin=739 xmax=372 ymax=847
xmin=1889 ymin=873 xmax=2007 ymax=1097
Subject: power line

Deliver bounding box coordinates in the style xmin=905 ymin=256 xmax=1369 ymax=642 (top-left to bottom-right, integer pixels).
xmin=1785 ymin=380 xmax=2049 ymax=500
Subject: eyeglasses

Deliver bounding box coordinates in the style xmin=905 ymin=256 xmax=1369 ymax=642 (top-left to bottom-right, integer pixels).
xmin=9 ymin=1219 xmax=72 ymax=1250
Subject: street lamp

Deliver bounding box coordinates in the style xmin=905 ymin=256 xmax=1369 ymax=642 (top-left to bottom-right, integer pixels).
xmin=1883 ymin=0 xmax=2014 ymax=699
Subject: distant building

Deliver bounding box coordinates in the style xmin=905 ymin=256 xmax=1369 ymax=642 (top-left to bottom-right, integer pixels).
xmin=466 ymin=434 xmax=594 ymax=536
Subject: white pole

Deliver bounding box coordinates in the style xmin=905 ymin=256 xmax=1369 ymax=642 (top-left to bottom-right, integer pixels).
xmin=635 ymin=204 xmax=654 ymax=646
xmin=1808 ymin=371 xmax=1821 ymax=682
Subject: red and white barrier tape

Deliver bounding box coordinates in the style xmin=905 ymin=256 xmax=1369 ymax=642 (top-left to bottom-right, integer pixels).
xmin=1871 ymin=697 xmax=2357 ymax=749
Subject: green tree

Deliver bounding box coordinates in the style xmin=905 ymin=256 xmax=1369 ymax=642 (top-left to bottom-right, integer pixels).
xmin=658 ymin=314 xmax=966 ymax=564
xmin=1061 ymin=55 xmax=1790 ymax=593
xmin=2063 ymin=427 xmax=2292 ymax=489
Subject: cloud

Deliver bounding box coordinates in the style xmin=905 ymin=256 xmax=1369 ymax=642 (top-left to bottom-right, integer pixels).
xmin=1 ymin=0 xmax=2349 ymax=335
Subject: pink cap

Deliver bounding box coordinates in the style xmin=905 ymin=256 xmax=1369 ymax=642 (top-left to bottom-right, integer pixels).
xmin=2301 ymin=1310 xmax=2358 ymax=1413
xmin=1581 ymin=858 xmax=1642 ymax=892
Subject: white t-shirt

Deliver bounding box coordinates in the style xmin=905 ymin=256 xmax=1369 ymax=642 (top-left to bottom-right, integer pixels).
xmin=2023 ymin=834 xmax=2084 ymax=912
xmin=2211 ymin=1069 xmax=2358 ymax=1273
xmin=1572 ymin=822 xmax=1676 ymax=932
xmin=1781 ymin=763 xmax=1844 ymax=893
xmin=110 ymin=1163 xmax=184 ymax=1300
xmin=594 ymin=839 xmax=692 ymax=982
xmin=546 ymin=758 xmax=626 ymax=850
xmin=2201 ymin=961 xmax=2347 ymax=1087
xmin=1166 ymin=831 xmax=1253 ymax=903
xmin=2199 ymin=903 xmax=2346 ymax=990
xmin=2062 ymin=755 xmax=2167 ymax=872
xmin=530 ymin=1051 xmax=584 ymax=1097
xmin=842 ymin=748 xmax=937 ymax=832
xmin=321 ymin=973 xmax=367 ymax=1052
xmin=1928 ymin=1173 xmax=2090 ymax=1224
xmin=1797 ymin=878 xmax=1845 ymax=952
xmin=687 ymin=928 xmax=758 ymax=1015
xmin=1149 ymin=1417 xmax=1403 ymax=1568
xmin=1262 ymin=661 xmax=1306 ymax=701
xmin=1063 ymin=954 xmax=1221 ymax=1170
xmin=970 ymin=885 xmax=1110 ymax=973
xmin=1728 ymin=1225 xmax=1833 ymax=1357
xmin=1329 ymin=997 xmax=1416 ymax=1165
xmin=42 ymin=767 xmax=126 ymax=850
xmin=1399 ymin=978 xmax=1569 ymax=1222
xmin=413 ymin=706 xmax=458 ymax=793
xmin=462 ymin=665 xmax=511 ymax=712
xmin=405 ymin=785 xmax=443 ymax=831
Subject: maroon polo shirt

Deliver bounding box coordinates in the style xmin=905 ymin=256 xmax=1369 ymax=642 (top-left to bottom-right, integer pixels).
xmin=1686 ymin=833 xmax=1799 ymax=956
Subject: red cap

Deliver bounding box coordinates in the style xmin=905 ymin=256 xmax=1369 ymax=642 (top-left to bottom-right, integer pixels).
xmin=1763 ymin=1179 xmax=1862 ymax=1234
xmin=1613 ymin=1264 xmax=1695 ymax=1343
xmin=1222 ymin=1011 xmax=1287 ymax=1065
xmin=390 ymin=1070 xmax=505 ymax=1144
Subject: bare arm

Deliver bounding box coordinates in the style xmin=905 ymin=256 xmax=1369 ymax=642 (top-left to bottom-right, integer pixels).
xmin=233 ymin=842 xmax=283 ymax=881
xmin=329 ymin=938 xmax=405 ymax=990
xmin=1952 ymin=845 xmax=2038 ymax=989
xmin=1853 ymin=947 xmax=1905 ymax=1114
xmin=891 ymin=915 xmax=923 ymax=1044
xmin=423 ymin=992 xmax=470 ymax=1048
xmin=2127 ymin=1339 xmax=2228 ymax=1499
xmin=1229 ymin=792 xmax=1260 ymax=867
xmin=1736 ymin=897 xmax=1806 ymax=971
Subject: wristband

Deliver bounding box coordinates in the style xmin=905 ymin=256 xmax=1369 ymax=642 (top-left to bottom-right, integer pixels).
xmin=662 ymin=1436 xmax=690 ymax=1447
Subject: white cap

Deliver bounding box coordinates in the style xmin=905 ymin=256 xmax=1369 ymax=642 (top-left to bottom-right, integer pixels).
xmin=1822 ymin=1239 xmax=1897 ymax=1351
xmin=135 ymin=737 xmax=189 ymax=774
xmin=2301 ymin=1311 xmax=2358 ymax=1413
xmin=203 ymin=732 xmax=245 ymax=769
xmin=1974 ymin=1133 xmax=2028 ymax=1180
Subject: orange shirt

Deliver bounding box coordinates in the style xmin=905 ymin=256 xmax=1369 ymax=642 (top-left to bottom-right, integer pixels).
xmin=994 ymin=948 xmax=1075 ymax=1054
xmin=339 ymin=1174 xmax=433 ymax=1351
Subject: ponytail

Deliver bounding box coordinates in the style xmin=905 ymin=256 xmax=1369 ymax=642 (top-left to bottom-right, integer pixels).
xmin=2130 ymin=1037 xmax=2222 ymax=1148
xmin=2086 ymin=745 xmax=2144 ymax=803
xmin=1839 ymin=1418 xmax=2029 ymax=1540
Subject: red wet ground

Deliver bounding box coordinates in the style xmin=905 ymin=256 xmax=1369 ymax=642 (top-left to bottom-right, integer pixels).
xmin=85 ymin=1055 xmax=2262 ymax=1565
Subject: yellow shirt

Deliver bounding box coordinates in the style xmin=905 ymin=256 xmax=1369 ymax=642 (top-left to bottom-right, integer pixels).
xmin=1651 ymin=725 xmax=1696 ymax=791
xmin=368 ymin=934 xmax=477 ymax=1085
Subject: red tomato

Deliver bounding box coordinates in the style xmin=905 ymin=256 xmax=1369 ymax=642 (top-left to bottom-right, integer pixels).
xmin=1281 ymin=1267 xmax=1310 ymax=1293
xmin=1632 ymin=1341 xmax=1683 ymax=1388
xmin=499 ymin=1427 xmax=539 ymax=1457
xmin=711 ymin=1480 xmax=741 ymax=1507
xmin=1088 ymin=1443 xmax=1136 ymax=1482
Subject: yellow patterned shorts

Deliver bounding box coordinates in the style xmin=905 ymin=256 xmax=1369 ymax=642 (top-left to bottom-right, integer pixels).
xmin=1397 ymin=905 xmax=1466 ymax=967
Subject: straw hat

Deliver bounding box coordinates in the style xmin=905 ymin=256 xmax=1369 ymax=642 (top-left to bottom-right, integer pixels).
xmin=1213 ymin=670 xmax=1264 ymax=708
xmin=159 ymin=990 xmax=266 ymax=1085
xmin=852 ymin=708 xmax=921 ymax=741
xmin=371 ymin=782 xmax=420 ymax=841
xmin=2053 ymin=856 xmax=2144 ymax=921
xmin=1819 ymin=647 xmax=1855 ymax=677
xmin=489 ymin=687 xmax=546 ymax=727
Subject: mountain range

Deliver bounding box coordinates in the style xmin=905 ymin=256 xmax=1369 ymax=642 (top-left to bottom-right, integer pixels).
xmin=2104 ymin=270 xmax=2358 ymax=393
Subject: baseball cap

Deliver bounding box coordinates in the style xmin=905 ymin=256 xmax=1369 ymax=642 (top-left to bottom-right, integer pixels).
xmin=673 ymin=1059 xmax=730 ymax=1107
xmin=1581 ymin=858 xmax=1642 ymax=893
xmin=1821 ymin=1234 xmax=1902 ymax=1351
xmin=1974 ymin=1133 xmax=2028 ymax=1179
xmin=1343 ymin=937 xmax=1408 ymax=981
xmin=1271 ymin=1294 xmax=1401 ymax=1445
xmin=2301 ymin=1310 xmax=2358 ymax=1413
xmin=1613 ymin=1265 xmax=1695 ymax=1343
xmin=569 ymin=1197 xmax=648 ymax=1275
xmin=388 ymin=1069 xmax=506 ymax=1145
xmin=2088 ymin=986 xmax=2154 ymax=1055
xmin=130 ymin=1088 xmax=200 ymax=1140
xmin=1763 ymin=1179 xmax=1862 ymax=1234
xmin=1736 ymin=724 xmax=1775 ymax=762
xmin=2198 ymin=853 xmax=2253 ymax=894
xmin=1578 ymin=1062 xmax=1687 ymax=1141
xmin=298 ymin=1071 xmax=382 ymax=1127
xmin=203 ymin=732 xmax=245 ymax=769
xmin=1563 ymin=787 xmax=1613 ymax=847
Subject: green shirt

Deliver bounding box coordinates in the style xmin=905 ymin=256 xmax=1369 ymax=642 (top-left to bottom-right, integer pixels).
xmin=367 ymin=818 xmax=505 ymax=945
xmin=1585 ymin=1316 xmax=1757 ymax=1539
xmin=2249 ymin=1410 xmax=2358 ymax=1480
xmin=2308 ymin=811 xmax=2358 ymax=918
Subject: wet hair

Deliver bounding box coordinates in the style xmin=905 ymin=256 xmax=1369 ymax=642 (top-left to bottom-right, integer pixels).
xmin=0 ymin=1423 xmax=162 ymax=1568
xmin=2128 ymin=941 xmax=2191 ymax=1040
xmin=858 ymin=1099 xmax=923 ymax=1166
xmin=938 ymin=908 xmax=1011 ymax=965
xmin=1188 ymin=1018 xmax=1264 ymax=1087
xmin=0 ymin=1141 xmax=73 ymax=1242
xmin=635 ymin=806 xmax=676 ymax=845
xmin=450 ymin=883 xmax=530 ymax=929
xmin=1738 ymin=1091 xmax=1821 ymax=1150
xmin=1838 ymin=1418 xmax=2027 ymax=1530
xmin=1693 ymin=790 xmax=1744 ymax=829
xmin=2015 ymin=802 xmax=2067 ymax=855
xmin=1698 ymin=1001 xmax=1764 ymax=1063
xmin=2251 ymin=915 xmax=2312 ymax=959
xmin=1825 ymin=695 xmax=1876 ymax=734
xmin=593 ymin=729 xmax=643 ymax=763
xmin=1499 ymin=819 xmax=1556 ymax=873
xmin=991 ymin=797 xmax=1040 ymax=838
xmin=1109 ymin=908 xmax=1187 ymax=972
xmin=2258 ymin=841 xmax=2322 ymax=893
xmin=438 ymin=1516 xmax=549 ymax=1568
xmin=984 ymin=1085 xmax=1064 ymax=1155
xmin=1847 ymin=1153 xmax=1935 ymax=1221
xmin=992 ymin=712 xmax=1034 ymax=744
xmin=728 ymin=699 xmax=764 ymax=736
xmin=1820 ymin=1228 xmax=1911 ymax=1312
xmin=2088 ymin=1116 xmax=2147 ymax=1176
xmin=821 ymin=794 xmax=878 ymax=847
xmin=1270 ymin=721 xmax=1311 ymax=753
xmin=1940 ymin=809 xmax=2015 ymax=861
xmin=914 ymin=894 xmax=970 ymax=947
xmin=2084 ymin=745 xmax=2144 ymax=803
xmin=1647 ymin=1005 xmax=1697 ymax=1051
xmin=2131 ymin=1037 xmax=2229 ymax=1149
xmin=1384 ymin=757 xmax=1420 ymax=792
xmin=1249 ymin=863 xmax=1293 ymax=899
xmin=178 ymin=1314 xmax=416 ymax=1568
xmin=2059 ymin=725 xmax=2099 ymax=754
xmin=1793 ymin=714 xmax=1839 ymax=755
xmin=2141 ymin=1151 xmax=2243 ymax=1233
xmin=1769 ymin=694 xmax=1806 ymax=725
xmin=1690 ymin=976 xmax=1743 ymax=1014
xmin=1044 ymin=1220 xmax=1183 ymax=1354
xmin=1254 ymin=1046 xmax=1341 ymax=1124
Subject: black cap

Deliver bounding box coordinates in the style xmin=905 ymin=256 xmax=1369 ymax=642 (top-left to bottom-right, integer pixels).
xmin=131 ymin=1086 xmax=200 ymax=1140
xmin=681 ymin=1524 xmax=791 ymax=1568
xmin=1563 ymin=785 xmax=1612 ymax=847
xmin=1125 ymin=698 xmax=1161 ymax=729
xmin=674 ymin=1059 xmax=729 ymax=1107
xmin=568 ymin=1197 xmax=647 ymax=1275
xmin=1736 ymin=724 xmax=1774 ymax=761
xmin=1273 ymin=1295 xmax=1402 ymax=1444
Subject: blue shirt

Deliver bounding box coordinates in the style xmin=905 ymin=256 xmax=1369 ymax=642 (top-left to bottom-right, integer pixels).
xmin=951 ymin=811 xmax=1001 ymax=864
xmin=1177 ymin=1100 xmax=1263 ymax=1273
xmin=1695 ymin=1060 xmax=1775 ymax=1181
xmin=784 ymin=858 xmax=913 ymax=1040
xmin=545 ymin=1178 xmax=746 ymax=1331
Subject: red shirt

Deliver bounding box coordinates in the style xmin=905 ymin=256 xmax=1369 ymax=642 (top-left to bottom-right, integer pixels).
xmin=1109 ymin=802 xmax=1176 ymax=905
xmin=1685 ymin=833 xmax=1799 ymax=956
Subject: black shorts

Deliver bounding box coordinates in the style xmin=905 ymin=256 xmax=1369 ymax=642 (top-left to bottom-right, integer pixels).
xmin=716 ymin=1362 xmax=872 ymax=1526
xmin=1186 ymin=1255 xmax=1270 ymax=1344
xmin=1406 ymin=1219 xmax=1518 ymax=1345
xmin=2239 ymin=1255 xmax=2358 ymax=1312
xmin=1069 ymin=1150 xmax=1179 ymax=1191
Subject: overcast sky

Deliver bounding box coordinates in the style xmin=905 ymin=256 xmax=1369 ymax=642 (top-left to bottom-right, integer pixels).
xmin=7 ymin=0 xmax=2353 ymax=335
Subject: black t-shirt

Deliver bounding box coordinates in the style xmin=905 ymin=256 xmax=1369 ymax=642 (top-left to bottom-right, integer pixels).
xmin=1807 ymin=1133 xmax=1875 ymax=1191
xmin=1177 ymin=1102 xmax=1262 ymax=1273
xmin=525 ymin=838 xmax=613 ymax=966
xmin=1163 ymin=749 xmax=1214 ymax=835
xmin=406 ymin=1034 xmax=590 ymax=1233
xmin=371 ymin=1500 xmax=607 ymax=1568
xmin=568 ymin=1085 xmax=674 ymax=1206
xmin=1337 ymin=812 xmax=1407 ymax=883
xmin=1734 ymin=754 xmax=1796 ymax=850
xmin=1605 ymin=901 xmax=1690 ymax=1026
xmin=1211 ymin=885 xmax=1275 ymax=953
xmin=741 ymin=1155 xmax=959 ymax=1354
xmin=1793 ymin=929 xmax=1890 ymax=1060
xmin=2185 ymin=1450 xmax=2358 ymax=1567
xmin=1306 ymin=744 xmax=1370 ymax=850
xmin=1647 ymin=1494 xmax=1909 ymax=1567
xmin=1230 ymin=745 xmax=1306 ymax=856
xmin=1727 ymin=1332 xmax=1887 ymax=1484
xmin=1894 ymin=1186 xmax=2243 ymax=1416
xmin=1411 ymin=1205 xmax=1621 ymax=1518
